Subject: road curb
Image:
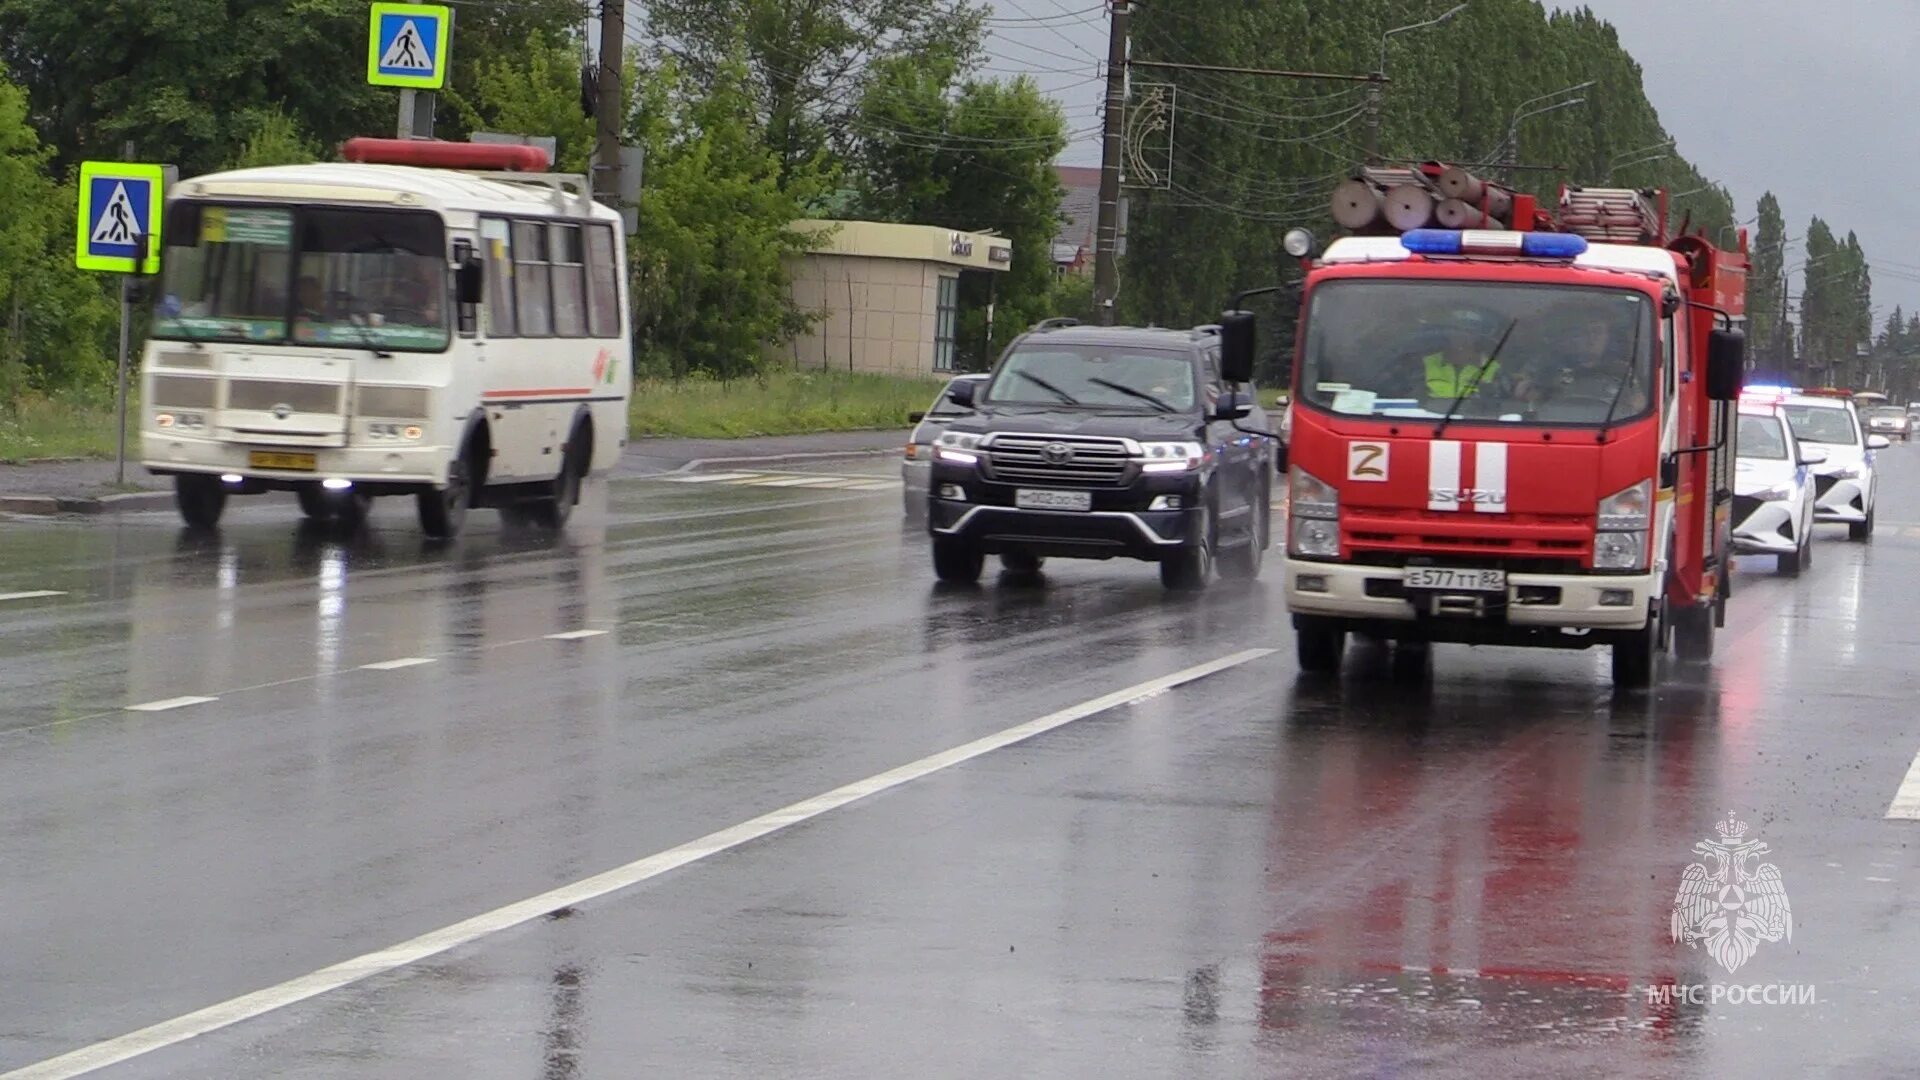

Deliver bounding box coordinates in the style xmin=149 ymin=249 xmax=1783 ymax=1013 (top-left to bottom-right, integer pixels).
xmin=0 ymin=490 xmax=172 ymax=516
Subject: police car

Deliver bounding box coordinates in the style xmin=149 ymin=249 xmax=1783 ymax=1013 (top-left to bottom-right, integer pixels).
xmin=1774 ymin=389 xmax=1888 ymax=541
xmin=1732 ymin=396 xmax=1823 ymax=574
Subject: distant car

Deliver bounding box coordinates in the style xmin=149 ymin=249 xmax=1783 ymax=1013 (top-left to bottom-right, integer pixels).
xmin=1732 ymin=403 xmax=1823 ymax=574
xmin=1865 ymin=405 xmax=1912 ymax=441
xmin=903 ymin=374 xmax=988 ymax=521
xmin=1779 ymin=392 xmax=1888 ymax=540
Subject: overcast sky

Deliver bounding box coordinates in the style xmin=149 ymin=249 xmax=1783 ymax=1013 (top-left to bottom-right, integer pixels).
xmin=984 ymin=0 xmax=1920 ymax=318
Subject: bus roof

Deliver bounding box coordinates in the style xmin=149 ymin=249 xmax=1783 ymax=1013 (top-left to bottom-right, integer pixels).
xmin=171 ymin=162 xmax=615 ymax=222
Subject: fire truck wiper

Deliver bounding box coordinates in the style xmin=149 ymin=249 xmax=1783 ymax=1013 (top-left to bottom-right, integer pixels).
xmin=1433 ymin=317 xmax=1519 ymax=440
xmin=1596 ymin=317 xmax=1644 ymax=437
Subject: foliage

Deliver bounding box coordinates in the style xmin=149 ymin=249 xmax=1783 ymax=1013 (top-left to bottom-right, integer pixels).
xmin=0 ymin=65 xmax=115 ymax=405
xmin=851 ymin=56 xmax=1066 ymax=368
xmin=0 ymin=389 xmax=124 ymax=462
xmin=626 ymin=58 xmax=829 ymax=380
xmin=1747 ymin=192 xmax=1786 ymax=368
xmin=443 ymin=31 xmax=597 ymax=173
xmin=1118 ymin=0 xmax=1743 ymax=349
xmin=629 ymin=369 xmax=941 ymax=437
xmin=230 ymin=107 xmax=322 ymax=170
xmin=1799 ymin=218 xmax=1873 ymax=384
xmin=645 ymin=0 xmax=986 ymax=184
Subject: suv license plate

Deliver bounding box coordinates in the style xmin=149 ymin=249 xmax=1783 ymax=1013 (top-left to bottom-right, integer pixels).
xmin=1404 ymin=567 xmax=1506 ymax=592
xmin=1015 ymin=488 xmax=1092 ymax=512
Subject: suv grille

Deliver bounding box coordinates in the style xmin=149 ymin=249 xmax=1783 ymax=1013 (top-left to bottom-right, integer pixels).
xmin=985 ymin=434 xmax=1131 ymax=487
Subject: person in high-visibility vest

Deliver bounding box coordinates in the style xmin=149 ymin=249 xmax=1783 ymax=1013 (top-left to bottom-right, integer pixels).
xmin=1421 ymin=320 xmax=1498 ymax=399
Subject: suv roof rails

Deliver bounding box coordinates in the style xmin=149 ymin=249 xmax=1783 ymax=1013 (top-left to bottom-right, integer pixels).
xmin=1031 ymin=317 xmax=1082 ymax=331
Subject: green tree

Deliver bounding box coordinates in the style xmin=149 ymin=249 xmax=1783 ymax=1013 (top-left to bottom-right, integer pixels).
xmin=229 ymin=107 xmax=322 ymax=170
xmin=444 ymin=31 xmax=597 ymax=173
xmin=644 ymin=0 xmax=986 ymax=184
xmin=851 ymin=56 xmax=1066 ymax=366
xmin=0 ymin=64 xmax=114 ymax=403
xmin=1747 ymin=192 xmax=1786 ymax=369
xmin=627 ymin=58 xmax=827 ymax=379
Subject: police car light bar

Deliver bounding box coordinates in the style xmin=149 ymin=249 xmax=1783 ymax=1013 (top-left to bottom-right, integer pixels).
xmin=1400 ymin=229 xmax=1589 ymax=258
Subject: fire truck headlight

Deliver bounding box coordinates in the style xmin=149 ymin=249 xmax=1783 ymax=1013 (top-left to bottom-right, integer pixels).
xmin=1289 ymin=467 xmax=1339 ymax=520
xmin=1290 ymin=516 xmax=1339 ymax=558
xmin=1596 ymin=479 xmax=1652 ymax=531
xmin=1593 ymin=530 xmax=1648 ymax=570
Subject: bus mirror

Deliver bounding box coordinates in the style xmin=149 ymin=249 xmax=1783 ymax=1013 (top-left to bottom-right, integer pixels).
xmin=1706 ymin=328 xmax=1744 ymax=400
xmin=456 ymin=257 xmax=485 ymax=305
xmin=1220 ymin=310 xmax=1256 ymax=383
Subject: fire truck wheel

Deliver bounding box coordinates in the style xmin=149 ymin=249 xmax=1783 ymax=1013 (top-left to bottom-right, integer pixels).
xmin=1673 ymin=605 xmax=1714 ymax=663
xmin=1295 ymin=617 xmax=1345 ymax=674
xmin=1611 ymin=624 xmax=1658 ymax=689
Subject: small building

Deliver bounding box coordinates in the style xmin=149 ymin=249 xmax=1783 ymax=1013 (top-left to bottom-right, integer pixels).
xmin=784 ymin=220 xmax=1012 ymax=376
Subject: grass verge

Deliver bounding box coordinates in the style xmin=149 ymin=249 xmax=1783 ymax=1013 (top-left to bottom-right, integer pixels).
xmin=629 ymin=369 xmax=947 ymax=438
xmin=0 ymin=394 xmax=122 ymax=463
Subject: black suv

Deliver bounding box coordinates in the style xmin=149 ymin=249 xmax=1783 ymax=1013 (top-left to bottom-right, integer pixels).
xmin=925 ymin=320 xmax=1272 ymax=589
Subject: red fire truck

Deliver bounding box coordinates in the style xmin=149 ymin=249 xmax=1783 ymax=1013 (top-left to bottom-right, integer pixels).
xmin=1219 ymin=174 xmax=1748 ymax=688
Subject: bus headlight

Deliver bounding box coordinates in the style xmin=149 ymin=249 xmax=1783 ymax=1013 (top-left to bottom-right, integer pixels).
xmin=155 ymin=412 xmax=206 ymax=431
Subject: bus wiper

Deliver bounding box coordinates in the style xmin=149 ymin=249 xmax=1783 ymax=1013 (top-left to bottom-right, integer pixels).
xmin=1087 ymin=377 xmax=1175 ymax=411
xmin=1015 ymin=370 xmax=1078 ymax=404
xmin=1434 ymin=317 xmax=1519 ymax=440
xmin=324 ymin=290 xmax=393 ymax=358
xmin=1597 ymin=316 xmax=1643 ymax=435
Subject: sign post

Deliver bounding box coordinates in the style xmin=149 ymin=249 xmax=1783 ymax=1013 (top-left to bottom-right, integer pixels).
xmin=368 ymin=3 xmax=451 ymax=138
xmin=75 ymin=158 xmax=168 ymax=486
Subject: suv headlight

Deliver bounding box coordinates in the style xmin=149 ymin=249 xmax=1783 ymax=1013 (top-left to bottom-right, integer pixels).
xmin=1138 ymin=440 xmax=1204 ymax=473
xmin=935 ymin=431 xmax=982 ymax=464
xmin=1594 ymin=479 xmax=1651 ymax=570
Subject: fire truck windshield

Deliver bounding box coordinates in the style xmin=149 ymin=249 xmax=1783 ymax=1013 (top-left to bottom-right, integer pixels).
xmin=1298 ymin=281 xmax=1655 ymax=427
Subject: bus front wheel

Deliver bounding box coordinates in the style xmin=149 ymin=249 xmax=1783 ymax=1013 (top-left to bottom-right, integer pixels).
xmin=528 ymin=428 xmax=588 ymax=530
xmin=174 ymin=474 xmax=227 ymax=530
xmin=417 ymin=457 xmax=471 ymax=540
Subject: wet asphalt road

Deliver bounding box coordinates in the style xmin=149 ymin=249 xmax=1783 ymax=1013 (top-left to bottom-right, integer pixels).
xmin=4 ymin=452 xmax=1920 ymax=1078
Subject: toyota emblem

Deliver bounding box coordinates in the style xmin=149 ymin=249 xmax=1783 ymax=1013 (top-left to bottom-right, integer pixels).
xmin=1042 ymin=442 xmax=1074 ymax=464
xmin=271 ymin=403 xmax=292 ymax=420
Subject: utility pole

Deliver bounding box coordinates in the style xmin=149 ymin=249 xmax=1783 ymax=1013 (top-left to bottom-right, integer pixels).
xmin=593 ymin=0 xmax=627 ymax=205
xmin=1367 ymin=4 xmax=1467 ymax=164
xmin=1093 ymin=0 xmax=1129 ymax=325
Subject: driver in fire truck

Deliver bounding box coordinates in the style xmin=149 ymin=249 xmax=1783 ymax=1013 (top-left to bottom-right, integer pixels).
xmin=1509 ymin=306 xmax=1649 ymax=419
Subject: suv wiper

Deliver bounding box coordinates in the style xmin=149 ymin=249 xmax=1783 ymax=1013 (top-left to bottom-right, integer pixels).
xmin=1086 ymin=377 xmax=1176 ymax=412
xmin=1596 ymin=316 xmax=1643 ymax=435
xmin=1434 ymin=318 xmax=1519 ymax=440
xmin=1015 ymin=370 xmax=1078 ymax=404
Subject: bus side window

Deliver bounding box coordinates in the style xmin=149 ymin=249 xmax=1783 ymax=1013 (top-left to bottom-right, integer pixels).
xmin=585 ymin=224 xmax=620 ymax=339
xmin=513 ymin=221 xmax=553 ymax=337
xmin=551 ymin=223 xmax=587 ymax=338
xmin=481 ymin=218 xmax=516 ymax=337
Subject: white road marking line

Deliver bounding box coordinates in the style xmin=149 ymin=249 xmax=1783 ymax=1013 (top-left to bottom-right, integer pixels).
xmin=123 ymin=696 xmax=217 ymax=713
xmin=1867 ymin=876 xmax=1894 ymax=883
xmin=1887 ymin=745 xmax=1920 ymax=819
xmin=751 ymin=476 xmax=834 ymax=487
xmin=1 ymin=648 xmax=1273 ymax=1080
xmin=0 ymin=590 xmax=66 ymax=602
xmin=844 ymin=480 xmax=902 ymax=490
xmin=544 ymin=629 xmax=608 ymax=641
xmin=659 ymin=472 xmax=760 ymax=484
xmin=359 ymin=657 xmax=436 ymax=671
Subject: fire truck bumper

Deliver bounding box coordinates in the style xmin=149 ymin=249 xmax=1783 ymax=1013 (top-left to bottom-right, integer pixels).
xmin=1284 ymin=561 xmax=1657 ymax=635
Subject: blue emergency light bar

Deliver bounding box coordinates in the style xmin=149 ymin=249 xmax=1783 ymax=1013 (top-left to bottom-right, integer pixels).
xmin=1400 ymin=229 xmax=1589 ymax=259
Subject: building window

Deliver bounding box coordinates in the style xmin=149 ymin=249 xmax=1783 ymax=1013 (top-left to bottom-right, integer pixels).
xmin=935 ymin=275 xmax=958 ymax=371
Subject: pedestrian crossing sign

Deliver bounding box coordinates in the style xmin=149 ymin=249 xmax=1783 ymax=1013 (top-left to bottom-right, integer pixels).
xmin=368 ymin=3 xmax=450 ymax=89
xmin=75 ymin=161 xmax=165 ymax=274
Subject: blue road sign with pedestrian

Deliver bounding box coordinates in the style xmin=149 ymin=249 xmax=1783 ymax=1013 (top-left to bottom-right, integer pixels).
xmin=76 ymin=161 xmax=166 ymax=273
xmin=368 ymin=3 xmax=450 ymax=89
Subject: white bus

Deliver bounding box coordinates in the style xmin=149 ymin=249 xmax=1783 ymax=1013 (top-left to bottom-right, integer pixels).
xmin=139 ymin=138 xmax=631 ymax=538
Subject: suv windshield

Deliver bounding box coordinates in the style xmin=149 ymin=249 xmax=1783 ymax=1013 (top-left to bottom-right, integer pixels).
xmin=1737 ymin=413 xmax=1789 ymax=459
xmin=985 ymin=345 xmax=1197 ymax=410
xmin=1299 ymin=281 xmax=1655 ymax=425
xmin=151 ymin=203 xmax=450 ymax=352
xmin=1781 ymin=404 xmax=1858 ymax=444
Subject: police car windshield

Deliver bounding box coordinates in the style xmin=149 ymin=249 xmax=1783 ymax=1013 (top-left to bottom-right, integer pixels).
xmin=1781 ymin=403 xmax=1859 ymax=445
xmin=986 ymin=346 xmax=1198 ymax=410
xmin=1737 ymin=413 xmax=1789 ymax=459
xmin=1298 ymin=281 xmax=1655 ymax=426
xmin=151 ymin=203 xmax=449 ymax=352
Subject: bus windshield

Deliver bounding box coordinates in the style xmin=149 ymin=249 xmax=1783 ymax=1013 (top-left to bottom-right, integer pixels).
xmin=151 ymin=203 xmax=450 ymax=352
xmin=1298 ymin=280 xmax=1656 ymax=426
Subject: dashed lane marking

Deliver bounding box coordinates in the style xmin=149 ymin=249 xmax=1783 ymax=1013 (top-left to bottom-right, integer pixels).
xmin=544 ymin=629 xmax=608 ymax=641
xmin=359 ymin=657 xmax=436 ymax=671
xmin=0 ymin=590 xmax=66 ymax=602
xmin=123 ymin=696 xmax=218 ymax=713
xmin=655 ymin=470 xmax=902 ymax=491
xmin=0 ymin=648 xmax=1272 ymax=1080
xmin=1887 ymin=745 xmax=1920 ymax=819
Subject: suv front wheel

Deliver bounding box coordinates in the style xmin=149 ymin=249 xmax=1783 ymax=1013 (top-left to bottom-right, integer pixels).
xmin=932 ymin=536 xmax=985 ymax=583
xmin=1160 ymin=503 xmax=1214 ymax=590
